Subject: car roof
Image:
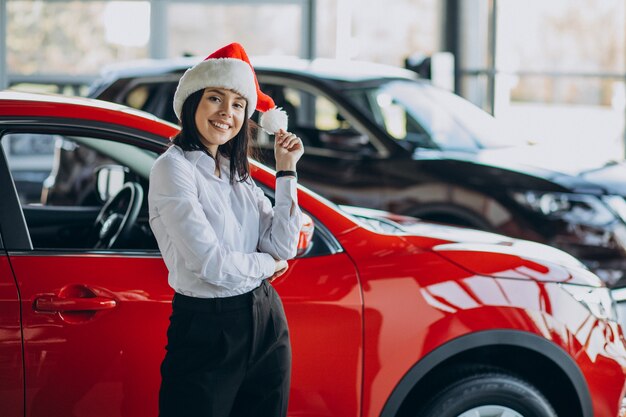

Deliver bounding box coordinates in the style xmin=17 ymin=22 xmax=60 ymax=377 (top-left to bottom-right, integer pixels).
xmin=97 ymin=55 xmax=419 ymax=83
xmin=0 ymin=91 xmax=179 ymax=138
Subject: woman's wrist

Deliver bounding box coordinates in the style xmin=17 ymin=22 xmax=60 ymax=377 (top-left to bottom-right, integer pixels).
xmin=276 ymin=162 xmax=296 ymax=171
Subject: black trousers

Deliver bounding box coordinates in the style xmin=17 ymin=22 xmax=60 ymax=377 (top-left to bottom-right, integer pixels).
xmin=159 ymin=280 xmax=291 ymax=417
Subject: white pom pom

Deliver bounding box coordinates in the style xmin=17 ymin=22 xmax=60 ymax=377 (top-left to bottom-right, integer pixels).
xmin=259 ymin=107 xmax=288 ymax=134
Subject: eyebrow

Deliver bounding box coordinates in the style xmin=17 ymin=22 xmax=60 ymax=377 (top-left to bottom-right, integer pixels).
xmin=205 ymin=89 xmax=245 ymax=101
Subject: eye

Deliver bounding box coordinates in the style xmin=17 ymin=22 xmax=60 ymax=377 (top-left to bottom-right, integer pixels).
xmin=233 ymin=102 xmax=245 ymax=109
xmin=208 ymin=96 xmax=221 ymax=103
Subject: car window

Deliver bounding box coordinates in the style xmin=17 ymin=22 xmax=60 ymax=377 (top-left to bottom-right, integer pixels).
xmin=125 ymin=84 xmax=153 ymax=109
xmin=257 ymin=83 xmax=376 ymax=156
xmin=2 ymin=132 xmax=157 ymax=251
xmin=344 ymin=80 xmax=480 ymax=151
xmin=4 ymin=133 xmax=155 ymax=207
xmin=123 ymin=81 xmax=180 ymax=125
xmin=345 ymin=88 xmax=437 ymax=150
xmin=2 ymin=131 xmax=333 ymax=258
xmin=1 ymin=133 xmax=57 ymax=204
xmin=160 ymin=82 xmax=180 ymax=124
xmin=124 ymin=83 xmax=162 ymax=112
xmin=425 ymin=86 xmax=529 ymax=148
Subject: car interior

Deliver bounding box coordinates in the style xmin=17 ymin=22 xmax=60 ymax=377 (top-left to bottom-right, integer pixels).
xmin=4 ymin=133 xmax=157 ymax=251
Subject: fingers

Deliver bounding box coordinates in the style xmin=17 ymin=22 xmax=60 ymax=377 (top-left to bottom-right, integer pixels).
xmin=276 ymin=131 xmax=294 ymax=145
xmin=275 ymin=131 xmax=302 ymax=151
xmin=286 ymin=137 xmax=301 ymax=150
xmin=275 ymin=259 xmax=288 ymax=273
xmin=270 ymin=259 xmax=289 ymax=283
xmin=274 ymin=129 xmax=286 ymax=142
xmin=269 ymin=266 xmax=288 ymax=283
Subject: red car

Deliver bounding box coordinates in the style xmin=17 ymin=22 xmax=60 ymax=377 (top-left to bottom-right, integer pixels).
xmin=1 ymin=91 xmax=625 ymax=417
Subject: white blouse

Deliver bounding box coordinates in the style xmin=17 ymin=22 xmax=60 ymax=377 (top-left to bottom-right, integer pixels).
xmin=148 ymin=145 xmax=302 ymax=298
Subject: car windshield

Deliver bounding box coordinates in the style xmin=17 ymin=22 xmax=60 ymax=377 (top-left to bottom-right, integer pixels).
xmin=343 ymin=79 xmax=529 ymax=151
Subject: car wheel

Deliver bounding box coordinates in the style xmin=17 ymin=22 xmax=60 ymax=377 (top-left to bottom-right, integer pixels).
xmin=418 ymin=371 xmax=557 ymax=417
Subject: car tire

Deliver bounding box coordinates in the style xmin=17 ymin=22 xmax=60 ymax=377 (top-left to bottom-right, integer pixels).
xmin=417 ymin=371 xmax=557 ymax=417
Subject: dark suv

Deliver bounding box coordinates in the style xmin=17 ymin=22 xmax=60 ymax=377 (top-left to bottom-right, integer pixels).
xmin=90 ymin=56 xmax=626 ymax=287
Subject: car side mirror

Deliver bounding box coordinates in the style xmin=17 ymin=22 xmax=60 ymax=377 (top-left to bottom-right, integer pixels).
xmin=297 ymin=213 xmax=315 ymax=257
xmin=95 ymin=164 xmax=128 ymax=202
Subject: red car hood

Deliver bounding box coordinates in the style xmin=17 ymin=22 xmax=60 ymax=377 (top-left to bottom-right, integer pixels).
xmin=406 ymin=223 xmax=602 ymax=287
xmin=341 ymin=205 xmax=603 ymax=287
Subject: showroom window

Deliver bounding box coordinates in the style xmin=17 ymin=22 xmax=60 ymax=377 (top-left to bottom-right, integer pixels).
xmin=6 ymin=0 xmax=150 ymax=95
xmin=315 ymin=0 xmax=441 ymax=66
xmin=166 ymin=3 xmax=301 ymax=59
xmin=458 ymin=0 xmax=626 ymax=166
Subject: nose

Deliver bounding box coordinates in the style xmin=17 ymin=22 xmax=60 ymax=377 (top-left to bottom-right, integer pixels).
xmin=219 ymin=101 xmax=233 ymax=117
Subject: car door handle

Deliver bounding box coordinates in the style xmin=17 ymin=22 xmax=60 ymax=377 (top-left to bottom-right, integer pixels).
xmin=35 ymin=295 xmax=117 ymax=312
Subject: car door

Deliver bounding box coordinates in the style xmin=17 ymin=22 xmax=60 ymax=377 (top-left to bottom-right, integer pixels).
xmin=1 ymin=128 xmax=173 ymax=417
xmin=260 ymin=189 xmax=364 ymax=417
xmin=1 ymin=124 xmax=363 ymax=417
xmin=0 ymin=231 xmax=24 ymax=417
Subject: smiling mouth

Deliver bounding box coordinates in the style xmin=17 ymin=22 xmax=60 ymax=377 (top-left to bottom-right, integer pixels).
xmin=210 ymin=121 xmax=230 ymax=130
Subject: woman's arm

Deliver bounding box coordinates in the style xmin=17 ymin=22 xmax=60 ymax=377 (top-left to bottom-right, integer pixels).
xmin=256 ymin=129 xmax=304 ymax=260
xmin=255 ymin=179 xmax=302 ymax=260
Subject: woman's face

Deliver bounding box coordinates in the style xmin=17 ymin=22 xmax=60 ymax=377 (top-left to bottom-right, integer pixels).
xmin=194 ymin=88 xmax=247 ymax=154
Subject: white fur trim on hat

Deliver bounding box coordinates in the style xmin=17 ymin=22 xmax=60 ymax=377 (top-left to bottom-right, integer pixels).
xmin=173 ymin=58 xmax=258 ymax=120
xmin=259 ymin=107 xmax=288 ymax=134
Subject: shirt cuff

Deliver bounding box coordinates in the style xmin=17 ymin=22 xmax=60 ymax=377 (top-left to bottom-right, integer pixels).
xmin=275 ymin=176 xmax=298 ymax=207
xmin=258 ymin=252 xmax=276 ymax=279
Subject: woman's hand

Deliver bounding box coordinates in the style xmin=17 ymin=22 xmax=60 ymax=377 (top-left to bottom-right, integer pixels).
xmin=269 ymin=259 xmax=289 ymax=283
xmin=274 ymin=129 xmax=304 ymax=171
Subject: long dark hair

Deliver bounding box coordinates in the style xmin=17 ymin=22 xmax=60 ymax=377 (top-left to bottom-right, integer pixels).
xmin=171 ymin=89 xmax=255 ymax=184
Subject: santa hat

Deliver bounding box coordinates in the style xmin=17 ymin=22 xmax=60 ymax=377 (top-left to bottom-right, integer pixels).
xmin=173 ymin=42 xmax=288 ymax=134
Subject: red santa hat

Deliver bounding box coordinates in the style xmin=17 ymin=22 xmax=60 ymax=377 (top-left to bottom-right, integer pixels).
xmin=173 ymin=42 xmax=288 ymax=134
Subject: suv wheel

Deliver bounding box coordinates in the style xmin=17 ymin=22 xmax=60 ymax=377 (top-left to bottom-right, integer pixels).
xmin=418 ymin=371 xmax=557 ymax=417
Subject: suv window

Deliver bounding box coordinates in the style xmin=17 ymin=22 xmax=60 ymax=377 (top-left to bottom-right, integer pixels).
xmin=344 ymin=81 xmax=480 ymax=151
xmin=123 ymin=81 xmax=179 ymax=125
xmin=257 ymin=83 xmax=376 ymax=156
xmin=125 ymin=84 xmax=157 ymax=109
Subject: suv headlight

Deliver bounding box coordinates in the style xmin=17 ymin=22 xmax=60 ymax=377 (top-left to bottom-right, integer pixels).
xmin=560 ymin=283 xmax=618 ymax=322
xmin=511 ymin=191 xmax=617 ymax=227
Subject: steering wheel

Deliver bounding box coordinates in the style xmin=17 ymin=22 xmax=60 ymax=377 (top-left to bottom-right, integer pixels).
xmin=92 ymin=182 xmax=143 ymax=249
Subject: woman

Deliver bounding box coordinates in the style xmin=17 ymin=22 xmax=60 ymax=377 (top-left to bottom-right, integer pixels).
xmin=148 ymin=43 xmax=303 ymax=417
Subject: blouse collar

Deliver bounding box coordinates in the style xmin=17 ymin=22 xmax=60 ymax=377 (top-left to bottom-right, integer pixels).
xmin=183 ymin=149 xmax=232 ymax=182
